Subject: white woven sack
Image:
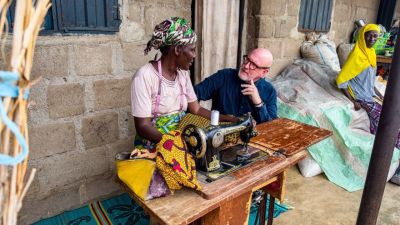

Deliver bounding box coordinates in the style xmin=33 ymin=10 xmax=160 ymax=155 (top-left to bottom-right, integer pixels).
xmin=297 ymin=154 xmax=323 ymax=178
xmin=300 ymin=35 xmax=341 ymax=72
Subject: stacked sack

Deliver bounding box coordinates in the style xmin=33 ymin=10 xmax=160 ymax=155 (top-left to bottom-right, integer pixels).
xmin=337 ymin=43 xmax=354 ymax=68
xmin=298 ymin=33 xmax=341 ymax=178
xmin=300 ymin=32 xmax=341 ymax=73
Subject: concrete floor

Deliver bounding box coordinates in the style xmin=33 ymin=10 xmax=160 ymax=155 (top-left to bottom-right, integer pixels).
xmin=273 ymin=167 xmax=400 ymax=225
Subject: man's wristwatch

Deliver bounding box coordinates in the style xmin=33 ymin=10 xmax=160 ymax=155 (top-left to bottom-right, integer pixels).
xmin=254 ymin=101 xmax=264 ymax=108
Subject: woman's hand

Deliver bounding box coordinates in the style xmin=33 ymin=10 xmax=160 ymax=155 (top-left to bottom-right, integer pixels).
xmin=353 ymin=101 xmax=362 ymax=111
xmin=130 ymin=148 xmax=140 ymax=159
xmin=130 ymin=148 xmax=157 ymax=159
xmin=340 ymin=88 xmax=361 ymax=111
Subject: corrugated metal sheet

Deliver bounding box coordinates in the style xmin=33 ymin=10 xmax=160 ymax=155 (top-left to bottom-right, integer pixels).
xmin=299 ymin=0 xmax=333 ymax=32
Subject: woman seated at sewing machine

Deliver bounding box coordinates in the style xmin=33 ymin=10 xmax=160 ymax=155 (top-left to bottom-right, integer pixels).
xmin=130 ymin=17 xmax=236 ymax=155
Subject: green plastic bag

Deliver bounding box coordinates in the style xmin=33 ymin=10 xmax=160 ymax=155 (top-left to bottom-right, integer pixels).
xmin=373 ymin=32 xmax=390 ymax=55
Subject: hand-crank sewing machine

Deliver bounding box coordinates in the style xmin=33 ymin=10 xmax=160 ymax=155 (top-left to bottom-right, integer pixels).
xmin=181 ymin=113 xmax=260 ymax=178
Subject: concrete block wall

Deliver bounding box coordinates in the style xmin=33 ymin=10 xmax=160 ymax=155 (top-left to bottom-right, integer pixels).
xmin=247 ymin=0 xmax=380 ymax=77
xmin=19 ymin=0 xmax=191 ymax=224
xmin=331 ymin=0 xmax=379 ymax=43
xmin=246 ymin=0 xmax=303 ymax=77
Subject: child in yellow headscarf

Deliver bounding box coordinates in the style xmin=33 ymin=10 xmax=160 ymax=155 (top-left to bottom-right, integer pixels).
xmin=337 ymin=24 xmax=400 ymax=185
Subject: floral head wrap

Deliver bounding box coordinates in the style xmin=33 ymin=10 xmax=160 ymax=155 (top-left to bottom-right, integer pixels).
xmin=144 ymin=17 xmax=197 ymax=55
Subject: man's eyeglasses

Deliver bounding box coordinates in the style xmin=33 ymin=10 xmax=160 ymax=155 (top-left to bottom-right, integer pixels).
xmin=242 ymin=55 xmax=270 ymax=70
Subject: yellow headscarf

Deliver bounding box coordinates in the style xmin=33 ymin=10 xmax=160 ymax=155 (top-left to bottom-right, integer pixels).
xmin=336 ymin=24 xmax=380 ymax=86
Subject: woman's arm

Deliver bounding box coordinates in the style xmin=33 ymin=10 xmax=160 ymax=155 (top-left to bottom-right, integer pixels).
xmin=340 ymin=88 xmax=361 ymax=111
xmin=134 ymin=117 xmax=163 ymax=143
xmin=187 ymin=101 xmax=238 ymax=122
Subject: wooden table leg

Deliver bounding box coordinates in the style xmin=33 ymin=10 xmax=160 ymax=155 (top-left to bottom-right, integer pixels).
xmin=259 ymin=171 xmax=287 ymax=225
xmin=259 ymin=191 xmax=267 ymax=225
xmin=258 ymin=193 xmax=275 ymax=225
xmin=201 ymin=190 xmax=253 ymax=225
xmin=267 ymin=195 xmax=275 ymax=225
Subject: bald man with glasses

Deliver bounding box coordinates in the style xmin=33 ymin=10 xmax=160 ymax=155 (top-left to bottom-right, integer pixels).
xmin=194 ymin=48 xmax=277 ymax=123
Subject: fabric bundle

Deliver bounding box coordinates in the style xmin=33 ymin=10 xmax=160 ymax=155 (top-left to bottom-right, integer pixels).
xmin=117 ymin=130 xmax=201 ymax=200
xmin=156 ymin=130 xmax=201 ymax=191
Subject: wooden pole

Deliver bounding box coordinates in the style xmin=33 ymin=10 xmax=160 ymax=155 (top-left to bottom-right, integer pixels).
xmin=356 ymin=35 xmax=400 ymax=225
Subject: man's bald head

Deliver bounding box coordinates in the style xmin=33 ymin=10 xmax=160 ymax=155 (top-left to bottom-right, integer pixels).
xmin=239 ymin=48 xmax=273 ymax=82
xmin=248 ymin=48 xmax=273 ymax=68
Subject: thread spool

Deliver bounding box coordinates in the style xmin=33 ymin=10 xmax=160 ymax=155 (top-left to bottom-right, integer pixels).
xmin=211 ymin=110 xmax=219 ymax=126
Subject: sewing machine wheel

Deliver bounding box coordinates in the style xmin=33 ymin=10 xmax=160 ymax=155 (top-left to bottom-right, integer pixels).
xmin=182 ymin=124 xmax=207 ymax=159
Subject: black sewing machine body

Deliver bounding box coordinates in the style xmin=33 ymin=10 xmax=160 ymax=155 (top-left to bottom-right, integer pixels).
xmin=182 ymin=113 xmax=258 ymax=174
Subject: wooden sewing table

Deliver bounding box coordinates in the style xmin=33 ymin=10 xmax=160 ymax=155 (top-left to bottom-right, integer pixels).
xmin=377 ymin=55 xmax=392 ymax=64
xmin=122 ymin=118 xmax=332 ymax=225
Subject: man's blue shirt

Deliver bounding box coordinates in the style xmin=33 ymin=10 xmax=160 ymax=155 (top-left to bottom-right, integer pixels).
xmin=194 ymin=68 xmax=277 ymax=123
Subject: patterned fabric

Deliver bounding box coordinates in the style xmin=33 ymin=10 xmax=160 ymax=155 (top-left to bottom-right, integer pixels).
xmin=144 ymin=17 xmax=197 ymax=54
xmin=148 ymin=169 xmax=171 ymax=198
xmin=33 ymin=193 xmax=149 ymax=225
xmin=177 ymin=112 xmax=212 ymax=130
xmin=129 ymin=111 xmax=185 ymax=199
xmin=134 ymin=111 xmax=185 ymax=150
xmin=33 ymin=193 xmax=287 ymax=225
xmin=156 ymin=130 xmax=201 ymax=191
xmin=358 ymin=100 xmax=400 ymax=149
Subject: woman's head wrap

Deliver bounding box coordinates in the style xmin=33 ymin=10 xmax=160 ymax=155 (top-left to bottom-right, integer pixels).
xmin=144 ymin=17 xmax=197 ymax=55
xmin=336 ymin=24 xmax=380 ymax=87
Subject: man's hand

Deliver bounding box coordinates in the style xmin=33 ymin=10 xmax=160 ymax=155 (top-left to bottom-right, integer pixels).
xmin=241 ymin=79 xmax=262 ymax=105
xmin=252 ymin=119 xmax=257 ymax=128
xmin=353 ymin=101 xmax=362 ymax=111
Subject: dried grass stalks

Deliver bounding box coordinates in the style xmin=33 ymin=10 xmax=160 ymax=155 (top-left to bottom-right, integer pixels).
xmin=0 ymin=1 xmax=50 ymax=225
